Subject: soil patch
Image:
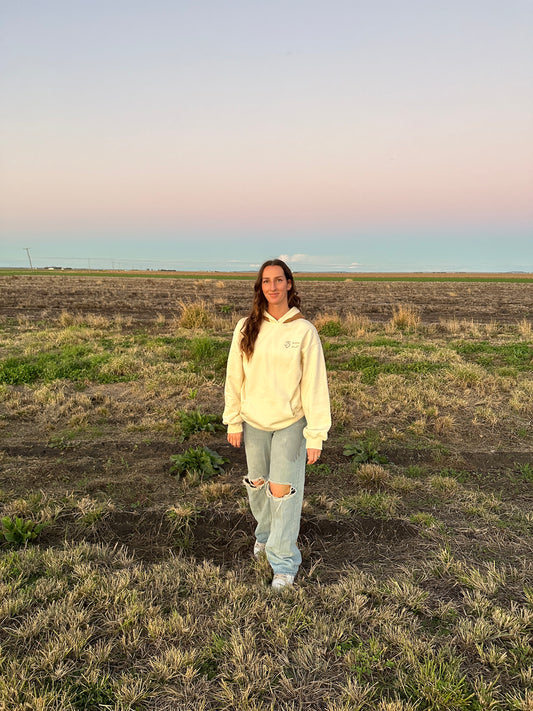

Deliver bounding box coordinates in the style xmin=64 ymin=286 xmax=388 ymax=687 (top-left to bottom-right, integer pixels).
xmin=33 ymin=507 xmax=421 ymax=585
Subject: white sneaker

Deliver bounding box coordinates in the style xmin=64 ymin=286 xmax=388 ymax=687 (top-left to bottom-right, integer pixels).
xmin=271 ymin=573 xmax=295 ymax=590
xmin=253 ymin=540 xmax=266 ymax=557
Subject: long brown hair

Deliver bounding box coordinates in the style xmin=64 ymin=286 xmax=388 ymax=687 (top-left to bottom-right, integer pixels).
xmin=240 ymin=259 xmax=301 ymax=359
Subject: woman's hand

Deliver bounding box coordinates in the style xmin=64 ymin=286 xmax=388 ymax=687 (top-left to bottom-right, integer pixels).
xmin=227 ymin=432 xmax=242 ymax=448
xmin=307 ymin=448 xmax=321 ymax=465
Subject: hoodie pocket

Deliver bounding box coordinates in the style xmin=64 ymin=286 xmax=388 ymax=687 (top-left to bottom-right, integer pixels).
xmin=242 ymin=397 xmax=295 ymax=427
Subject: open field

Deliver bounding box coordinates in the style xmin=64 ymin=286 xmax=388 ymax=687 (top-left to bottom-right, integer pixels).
xmin=3 ymin=269 xmax=533 ymax=281
xmin=2 ymin=272 xmax=533 ymax=324
xmin=0 ymin=274 xmax=532 ymax=709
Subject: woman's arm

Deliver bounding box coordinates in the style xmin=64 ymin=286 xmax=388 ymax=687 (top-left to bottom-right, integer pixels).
xmin=300 ymin=326 xmax=331 ymax=451
xmin=223 ymin=320 xmax=245 ymax=440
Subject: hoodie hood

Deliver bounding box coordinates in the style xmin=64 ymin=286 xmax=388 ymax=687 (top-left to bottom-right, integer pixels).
xmin=263 ymin=307 xmax=301 ymax=324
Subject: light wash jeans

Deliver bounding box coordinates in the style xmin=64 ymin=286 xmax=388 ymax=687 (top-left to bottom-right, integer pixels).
xmin=243 ymin=418 xmax=307 ymax=576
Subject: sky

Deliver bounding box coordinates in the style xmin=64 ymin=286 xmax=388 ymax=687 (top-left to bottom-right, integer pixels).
xmin=1 ymin=0 xmax=532 ymax=272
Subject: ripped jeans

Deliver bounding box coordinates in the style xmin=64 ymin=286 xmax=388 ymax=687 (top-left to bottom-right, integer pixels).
xmin=243 ymin=417 xmax=306 ymax=576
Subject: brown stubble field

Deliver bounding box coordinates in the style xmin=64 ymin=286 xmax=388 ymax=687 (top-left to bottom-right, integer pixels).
xmin=2 ymin=272 xmax=533 ymax=323
xmin=0 ymin=272 xmax=533 ymax=709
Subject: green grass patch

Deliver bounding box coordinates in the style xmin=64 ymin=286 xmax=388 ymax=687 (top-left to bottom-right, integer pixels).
xmin=187 ymin=337 xmax=229 ymax=378
xmin=0 ymin=345 xmax=139 ymax=384
xmin=334 ymin=353 xmax=445 ymax=383
xmin=4 ymin=269 xmax=533 ymax=282
xmin=515 ymin=462 xmax=533 ymax=483
xmin=317 ymin=320 xmax=344 ymax=336
xmin=404 ymin=465 xmax=428 ymax=478
xmin=452 ymin=341 xmax=533 ymax=370
xmin=342 ymin=491 xmax=400 ymax=518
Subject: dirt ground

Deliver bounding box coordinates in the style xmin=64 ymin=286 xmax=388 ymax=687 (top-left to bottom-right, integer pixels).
xmin=1 ymin=272 xmax=533 ymax=323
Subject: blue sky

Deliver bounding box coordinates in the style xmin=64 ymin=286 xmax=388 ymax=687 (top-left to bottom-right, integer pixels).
xmin=1 ymin=1 xmax=532 ymax=271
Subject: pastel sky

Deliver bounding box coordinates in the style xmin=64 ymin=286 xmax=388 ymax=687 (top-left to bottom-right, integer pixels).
xmin=1 ymin=0 xmax=532 ymax=271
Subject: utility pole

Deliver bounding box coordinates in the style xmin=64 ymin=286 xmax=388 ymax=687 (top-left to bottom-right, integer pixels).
xmin=24 ymin=247 xmax=33 ymax=269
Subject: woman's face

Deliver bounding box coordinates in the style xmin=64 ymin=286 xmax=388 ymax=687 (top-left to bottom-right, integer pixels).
xmin=261 ymin=265 xmax=291 ymax=309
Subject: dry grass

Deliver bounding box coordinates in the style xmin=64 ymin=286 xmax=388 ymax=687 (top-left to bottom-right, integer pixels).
xmin=517 ymin=317 xmax=532 ymax=340
xmin=388 ymin=303 xmax=421 ymax=331
xmin=344 ymin=313 xmax=373 ymax=337
xmin=175 ymin=299 xmax=216 ymax=329
xmin=355 ymin=463 xmax=391 ymax=488
xmin=1 ymin=539 xmax=531 ymax=710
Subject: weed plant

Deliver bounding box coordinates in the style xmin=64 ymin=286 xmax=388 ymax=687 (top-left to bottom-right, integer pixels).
xmin=343 ymin=439 xmax=388 ymax=465
xmin=170 ymin=446 xmax=228 ymax=480
xmin=1 ymin=516 xmax=46 ymax=545
xmin=177 ymin=409 xmax=224 ymax=442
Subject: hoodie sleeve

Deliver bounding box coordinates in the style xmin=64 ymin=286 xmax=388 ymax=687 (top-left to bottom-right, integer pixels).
xmin=300 ymin=325 xmax=331 ymax=450
xmin=223 ymin=319 xmax=245 ymax=433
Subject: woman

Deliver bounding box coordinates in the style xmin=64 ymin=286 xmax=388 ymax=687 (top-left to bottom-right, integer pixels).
xmin=223 ymin=259 xmax=331 ymax=589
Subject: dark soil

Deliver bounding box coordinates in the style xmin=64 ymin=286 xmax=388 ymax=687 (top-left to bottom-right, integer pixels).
xmin=35 ymin=499 xmax=422 ymax=585
xmin=2 ymin=273 xmax=533 ymax=323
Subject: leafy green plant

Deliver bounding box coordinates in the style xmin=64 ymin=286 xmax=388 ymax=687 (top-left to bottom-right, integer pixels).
xmin=1 ymin=516 xmax=46 ymax=545
xmin=195 ymin=633 xmax=228 ymax=679
xmin=48 ymin=431 xmax=78 ymax=449
xmin=178 ymin=410 xmax=224 ymax=442
xmin=343 ymin=439 xmax=388 ymax=465
xmin=170 ymin=446 xmax=228 ymax=479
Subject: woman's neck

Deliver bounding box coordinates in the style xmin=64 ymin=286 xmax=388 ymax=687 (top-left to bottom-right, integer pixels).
xmin=267 ymin=302 xmax=291 ymax=320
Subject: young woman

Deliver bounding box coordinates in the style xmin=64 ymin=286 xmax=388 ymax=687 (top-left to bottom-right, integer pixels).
xmin=223 ymin=259 xmax=331 ymax=589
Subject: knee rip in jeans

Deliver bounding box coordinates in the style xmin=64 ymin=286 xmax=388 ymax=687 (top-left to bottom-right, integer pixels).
xmin=267 ymin=483 xmax=296 ymax=500
xmin=243 ymin=477 xmax=266 ymax=490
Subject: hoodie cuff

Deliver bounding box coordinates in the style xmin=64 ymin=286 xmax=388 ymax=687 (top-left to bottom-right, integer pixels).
xmin=227 ymin=423 xmax=243 ymax=434
xmin=305 ymin=436 xmax=323 ymax=451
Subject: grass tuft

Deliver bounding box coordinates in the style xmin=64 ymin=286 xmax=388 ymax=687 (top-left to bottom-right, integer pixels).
xmin=177 ymin=299 xmax=215 ymax=329
xmin=388 ymin=303 xmax=421 ymax=331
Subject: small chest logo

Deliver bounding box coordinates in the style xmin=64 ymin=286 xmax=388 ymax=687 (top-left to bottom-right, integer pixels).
xmin=283 ymin=341 xmax=300 ymax=349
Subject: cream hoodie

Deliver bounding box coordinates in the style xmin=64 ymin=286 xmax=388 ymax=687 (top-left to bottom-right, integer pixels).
xmin=223 ymin=307 xmax=331 ymax=450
